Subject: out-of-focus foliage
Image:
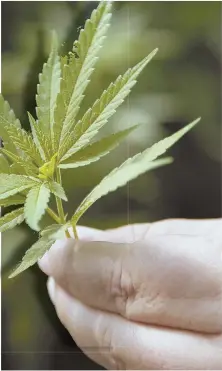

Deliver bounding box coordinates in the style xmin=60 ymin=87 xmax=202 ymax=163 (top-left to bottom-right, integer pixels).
xmin=2 ymin=1 xmax=221 ymax=370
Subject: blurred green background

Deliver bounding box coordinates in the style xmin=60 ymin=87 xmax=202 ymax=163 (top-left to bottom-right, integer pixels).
xmin=1 ymin=1 xmax=221 ymax=370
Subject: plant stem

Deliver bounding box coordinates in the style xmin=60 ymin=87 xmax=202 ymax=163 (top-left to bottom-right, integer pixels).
xmin=55 ymin=168 xmax=71 ymax=238
xmin=72 ymin=224 xmax=79 ymax=240
xmin=46 ymin=207 xmax=60 ymax=224
xmin=55 ymin=195 xmax=66 ymax=223
xmin=55 ymin=168 xmax=66 ymax=223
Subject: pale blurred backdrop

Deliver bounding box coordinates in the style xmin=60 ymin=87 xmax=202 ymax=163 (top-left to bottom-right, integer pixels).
xmin=1 ymin=1 xmax=221 ymax=369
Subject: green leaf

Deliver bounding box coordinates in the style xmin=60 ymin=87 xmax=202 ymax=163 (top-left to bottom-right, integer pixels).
xmin=0 ymin=207 xmax=24 ymax=233
xmin=28 ymin=112 xmax=50 ymax=161
xmin=48 ymin=181 xmax=68 ymax=201
xmin=9 ymin=236 xmax=54 ymax=278
xmin=40 ymin=223 xmax=69 ymax=239
xmin=71 ymin=119 xmax=200 ymax=224
xmin=0 ymin=154 xmax=10 ymax=173
xmin=0 ymin=94 xmax=20 ymax=128
xmin=8 ymin=222 xmax=70 ymax=278
xmin=0 ymin=94 xmax=21 ymax=154
xmin=6 ymin=124 xmax=42 ymax=166
xmin=60 ymin=48 xmax=158 ymax=159
xmin=0 ymin=194 xmax=25 ymax=207
xmin=0 ymin=174 xmax=38 ymax=200
xmin=54 ymin=1 xmax=112 ymax=152
xmin=138 ymin=118 xmax=200 ymax=161
xmin=1 ymin=148 xmax=39 ymax=176
xmin=24 ymin=183 xmax=51 ymax=231
xmin=59 ymin=125 xmax=138 ymax=167
xmin=9 ymin=163 xmax=26 ymax=176
xmin=72 ymin=157 xmax=173 ymax=224
xmin=36 ymin=31 xmax=61 ymax=153
xmin=40 ymin=224 xmax=63 ymax=237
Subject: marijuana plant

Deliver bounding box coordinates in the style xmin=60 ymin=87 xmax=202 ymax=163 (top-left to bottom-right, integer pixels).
xmin=0 ymin=1 xmax=200 ymax=278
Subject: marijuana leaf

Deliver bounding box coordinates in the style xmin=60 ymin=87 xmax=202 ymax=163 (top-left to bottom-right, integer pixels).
xmin=0 ymin=94 xmax=21 ymax=154
xmin=0 ymin=207 xmax=25 ymax=233
xmin=1 ymin=148 xmax=39 ymax=176
xmin=40 ymin=223 xmax=69 ymax=239
xmin=54 ymin=1 xmax=112 ymax=152
xmin=0 ymin=195 xmax=25 ymax=207
xmin=9 ymin=223 xmax=69 ymax=278
xmin=59 ymin=125 xmax=138 ymax=168
xmin=0 ymin=94 xmax=20 ymax=128
xmin=24 ymin=183 xmax=51 ymax=231
xmin=0 ymin=174 xmax=38 ymax=200
xmin=48 ymin=181 xmax=68 ymax=201
xmin=0 ymin=154 xmax=10 ymax=173
xmin=28 ymin=112 xmax=50 ymax=161
xmin=72 ymin=157 xmax=172 ymax=224
xmin=71 ymin=119 xmax=200 ymax=224
xmin=7 ymin=124 xmax=42 ymax=166
xmin=9 ymin=236 xmax=55 ymax=278
xmin=9 ymin=162 xmax=29 ymax=176
xmin=1 ymin=1 xmax=200 ymax=280
xmin=36 ymin=31 xmax=61 ymax=154
xmin=59 ymin=48 xmax=158 ymax=160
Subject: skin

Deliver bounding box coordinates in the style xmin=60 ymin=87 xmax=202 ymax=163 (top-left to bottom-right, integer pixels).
xmin=38 ymin=218 xmax=222 ymax=370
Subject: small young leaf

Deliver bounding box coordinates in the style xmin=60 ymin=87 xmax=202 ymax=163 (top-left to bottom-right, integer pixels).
xmin=6 ymin=124 xmax=42 ymax=166
xmin=24 ymin=183 xmax=51 ymax=231
xmin=48 ymin=181 xmax=68 ymax=201
xmin=54 ymin=1 xmax=112 ymax=151
xmin=60 ymin=48 xmax=158 ymax=159
xmin=0 ymin=174 xmax=38 ymax=200
xmin=0 ymin=207 xmax=24 ymax=233
xmin=0 ymin=194 xmax=25 ymax=207
xmin=38 ymin=153 xmax=57 ymax=180
xmin=0 ymin=154 xmax=10 ymax=173
xmin=9 ymin=237 xmax=54 ymax=278
xmin=36 ymin=31 xmax=61 ymax=153
xmin=59 ymin=125 xmax=138 ymax=167
xmin=71 ymin=118 xmax=200 ymax=224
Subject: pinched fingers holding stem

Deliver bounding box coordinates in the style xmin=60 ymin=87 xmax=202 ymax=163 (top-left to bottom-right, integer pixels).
xmin=39 ymin=219 xmax=222 ymax=334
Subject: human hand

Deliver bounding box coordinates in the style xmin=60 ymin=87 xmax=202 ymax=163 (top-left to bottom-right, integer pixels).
xmin=39 ymin=219 xmax=222 ymax=369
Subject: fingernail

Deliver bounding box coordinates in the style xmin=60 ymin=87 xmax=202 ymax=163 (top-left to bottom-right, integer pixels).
xmin=47 ymin=276 xmax=56 ymax=304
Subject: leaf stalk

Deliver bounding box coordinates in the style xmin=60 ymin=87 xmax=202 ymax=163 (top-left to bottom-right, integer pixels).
xmin=55 ymin=168 xmax=71 ymax=238
xmin=72 ymin=224 xmax=79 ymax=240
xmin=46 ymin=207 xmax=60 ymax=224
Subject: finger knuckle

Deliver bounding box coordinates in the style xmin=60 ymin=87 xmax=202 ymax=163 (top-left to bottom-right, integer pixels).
xmin=109 ymin=251 xmax=136 ymax=317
